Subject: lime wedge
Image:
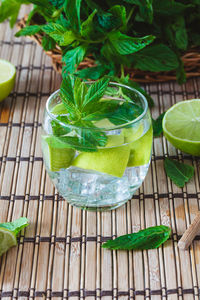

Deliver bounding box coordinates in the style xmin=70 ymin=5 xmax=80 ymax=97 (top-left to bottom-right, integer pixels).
xmin=51 ymin=103 xmax=68 ymax=115
xmin=125 ymin=126 xmax=153 ymax=167
xmin=0 ymin=59 xmax=16 ymax=102
xmin=42 ymin=136 xmax=75 ymax=172
xmin=0 ymin=228 xmax=17 ymax=256
xmin=72 ymin=135 xmax=130 ymax=177
xmin=163 ymin=99 xmax=200 ymax=156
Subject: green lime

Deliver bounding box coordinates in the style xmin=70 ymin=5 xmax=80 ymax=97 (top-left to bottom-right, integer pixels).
xmin=42 ymin=136 xmax=75 ymax=172
xmin=51 ymin=103 xmax=68 ymax=115
xmin=0 ymin=227 xmax=17 ymax=256
xmin=125 ymin=126 xmax=153 ymax=167
xmin=0 ymin=59 xmax=16 ymax=102
xmin=72 ymin=135 xmax=130 ymax=177
xmin=163 ymin=99 xmax=200 ymax=156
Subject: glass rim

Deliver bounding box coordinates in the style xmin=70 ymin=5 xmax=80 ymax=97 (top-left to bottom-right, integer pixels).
xmin=45 ymin=81 xmax=148 ymax=131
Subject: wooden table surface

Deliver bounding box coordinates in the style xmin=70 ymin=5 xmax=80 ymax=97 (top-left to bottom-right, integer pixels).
xmin=0 ymin=7 xmax=200 ymax=300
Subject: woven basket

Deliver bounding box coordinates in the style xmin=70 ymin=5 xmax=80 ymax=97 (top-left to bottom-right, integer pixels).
xmin=18 ymin=17 xmax=200 ymax=83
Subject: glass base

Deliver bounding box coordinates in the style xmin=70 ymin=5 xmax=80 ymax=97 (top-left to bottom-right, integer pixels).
xmin=47 ymin=165 xmax=149 ymax=211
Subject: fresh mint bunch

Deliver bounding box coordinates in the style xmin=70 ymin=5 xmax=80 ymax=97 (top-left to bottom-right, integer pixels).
xmin=4 ymin=0 xmax=198 ymax=84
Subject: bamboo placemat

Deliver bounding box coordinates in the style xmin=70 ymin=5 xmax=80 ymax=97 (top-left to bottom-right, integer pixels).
xmin=1 ymin=9 xmax=200 ymax=300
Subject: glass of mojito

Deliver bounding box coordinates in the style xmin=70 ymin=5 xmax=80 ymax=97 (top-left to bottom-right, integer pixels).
xmin=41 ymin=78 xmax=153 ymax=210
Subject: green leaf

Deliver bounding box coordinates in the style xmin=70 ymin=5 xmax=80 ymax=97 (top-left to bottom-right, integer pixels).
xmin=171 ymin=17 xmax=188 ymax=50
xmin=176 ymin=59 xmax=186 ymax=84
xmin=51 ymin=116 xmax=71 ymax=136
xmin=81 ymin=9 xmax=97 ymax=38
xmin=123 ymin=0 xmax=153 ymax=23
xmin=0 ymin=217 xmax=29 ymax=236
xmin=108 ymin=102 xmax=143 ymax=126
xmin=164 ymin=158 xmax=194 ymax=188
xmin=62 ymin=45 xmax=87 ymax=75
xmin=0 ymin=0 xmax=27 ymax=27
xmin=42 ymin=23 xmax=75 ymax=46
xmin=49 ymin=0 xmax=65 ymax=8
xmin=109 ymin=5 xmax=127 ymax=31
xmin=82 ymin=78 xmax=110 ymax=109
xmin=42 ymin=35 xmax=56 ymax=50
xmin=152 ymin=112 xmax=165 ymax=137
xmin=102 ymin=225 xmax=171 ymax=250
xmin=153 ymin=0 xmax=191 ymax=16
xmin=64 ymin=0 xmax=82 ymax=32
xmin=75 ymin=65 xmax=107 ymax=80
xmin=60 ymin=76 xmax=79 ymax=119
xmin=15 ymin=25 xmax=42 ymax=37
xmin=108 ymin=31 xmax=155 ymax=55
xmin=132 ymin=44 xmax=179 ymax=71
xmin=74 ymin=78 xmax=88 ymax=108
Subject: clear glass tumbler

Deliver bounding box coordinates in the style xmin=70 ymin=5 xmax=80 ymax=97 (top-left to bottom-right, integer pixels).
xmin=41 ymin=82 xmax=153 ymax=210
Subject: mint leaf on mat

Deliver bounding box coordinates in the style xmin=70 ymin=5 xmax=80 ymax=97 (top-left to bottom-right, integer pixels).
xmin=102 ymin=225 xmax=171 ymax=250
xmin=152 ymin=112 xmax=165 ymax=137
xmin=164 ymin=158 xmax=194 ymax=188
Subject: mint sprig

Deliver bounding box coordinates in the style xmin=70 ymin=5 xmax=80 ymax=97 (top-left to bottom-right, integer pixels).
xmin=102 ymin=225 xmax=171 ymax=250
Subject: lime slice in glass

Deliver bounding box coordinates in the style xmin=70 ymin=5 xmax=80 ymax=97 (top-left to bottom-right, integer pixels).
xmin=125 ymin=126 xmax=153 ymax=167
xmin=42 ymin=136 xmax=75 ymax=172
xmin=163 ymin=99 xmax=200 ymax=156
xmin=72 ymin=135 xmax=130 ymax=177
xmin=0 ymin=59 xmax=16 ymax=102
xmin=0 ymin=228 xmax=17 ymax=256
xmin=51 ymin=103 xmax=68 ymax=115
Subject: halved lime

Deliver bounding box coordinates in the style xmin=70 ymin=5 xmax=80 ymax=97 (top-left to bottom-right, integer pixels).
xmin=125 ymin=126 xmax=153 ymax=167
xmin=72 ymin=135 xmax=130 ymax=177
xmin=0 ymin=59 xmax=16 ymax=102
xmin=42 ymin=136 xmax=75 ymax=172
xmin=163 ymin=100 xmax=200 ymax=156
xmin=0 ymin=227 xmax=17 ymax=256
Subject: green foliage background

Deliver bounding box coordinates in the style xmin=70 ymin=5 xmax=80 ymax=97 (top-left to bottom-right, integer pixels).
xmin=1 ymin=0 xmax=200 ymax=84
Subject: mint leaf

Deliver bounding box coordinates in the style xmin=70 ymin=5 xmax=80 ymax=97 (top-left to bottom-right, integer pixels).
xmin=64 ymin=0 xmax=82 ymax=32
xmin=0 ymin=217 xmax=29 ymax=236
xmin=51 ymin=116 xmax=71 ymax=136
xmin=123 ymin=0 xmax=153 ymax=23
xmin=42 ymin=23 xmax=75 ymax=46
xmin=102 ymin=225 xmax=171 ymax=250
xmin=81 ymin=9 xmax=97 ymax=38
xmin=60 ymin=76 xmax=79 ymax=119
xmin=108 ymin=31 xmax=155 ymax=55
xmin=74 ymin=79 xmax=88 ymax=108
xmin=132 ymin=44 xmax=179 ymax=72
xmin=15 ymin=25 xmax=42 ymax=37
xmin=170 ymin=17 xmax=188 ymax=51
xmin=152 ymin=112 xmax=165 ymax=137
xmin=108 ymin=102 xmax=143 ymax=126
xmin=49 ymin=0 xmax=65 ymax=8
xmin=164 ymin=158 xmax=194 ymax=188
xmin=42 ymin=35 xmax=56 ymax=50
xmin=62 ymin=45 xmax=87 ymax=75
xmin=82 ymin=78 xmax=109 ymax=109
xmin=109 ymin=5 xmax=127 ymax=32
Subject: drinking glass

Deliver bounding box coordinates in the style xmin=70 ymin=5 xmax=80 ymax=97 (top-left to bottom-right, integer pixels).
xmin=41 ymin=82 xmax=153 ymax=210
